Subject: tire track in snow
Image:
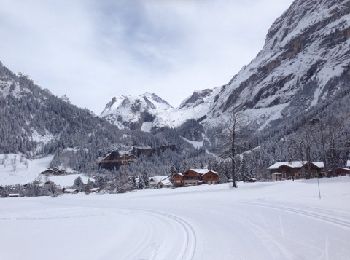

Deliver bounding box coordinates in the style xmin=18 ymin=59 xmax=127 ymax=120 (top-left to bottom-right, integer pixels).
xmin=246 ymin=202 xmax=350 ymax=229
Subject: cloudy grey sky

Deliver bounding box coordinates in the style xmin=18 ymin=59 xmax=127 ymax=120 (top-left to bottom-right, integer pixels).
xmin=0 ymin=0 xmax=293 ymax=113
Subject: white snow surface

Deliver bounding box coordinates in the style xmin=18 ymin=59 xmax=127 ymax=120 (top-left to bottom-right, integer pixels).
xmin=0 ymin=154 xmax=53 ymax=185
xmin=2 ymin=177 xmax=350 ymax=260
xmin=0 ymin=154 xmax=89 ymax=187
xmin=181 ymin=137 xmax=204 ymax=149
xmin=149 ymin=176 xmax=171 ymax=186
xmin=48 ymin=174 xmax=92 ymax=188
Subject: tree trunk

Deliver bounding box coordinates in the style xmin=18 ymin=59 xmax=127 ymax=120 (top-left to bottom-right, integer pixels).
xmin=231 ymin=125 xmax=237 ymax=188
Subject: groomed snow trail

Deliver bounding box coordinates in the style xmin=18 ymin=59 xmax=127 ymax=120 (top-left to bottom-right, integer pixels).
xmin=0 ymin=178 xmax=350 ymax=260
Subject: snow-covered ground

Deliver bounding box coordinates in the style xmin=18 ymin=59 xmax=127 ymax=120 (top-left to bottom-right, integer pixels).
xmin=0 ymin=154 xmax=90 ymax=187
xmin=1 ymin=178 xmax=350 ymax=260
xmin=0 ymin=154 xmax=53 ymax=185
xmin=48 ymin=174 xmax=92 ymax=187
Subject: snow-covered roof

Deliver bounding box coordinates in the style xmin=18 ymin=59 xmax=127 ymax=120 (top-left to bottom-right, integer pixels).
xmin=119 ymin=150 xmax=131 ymax=155
xmin=268 ymin=161 xmax=324 ymax=170
xmin=63 ymin=188 xmax=79 ymax=193
xmin=133 ymin=146 xmax=152 ymax=150
xmin=149 ymin=176 xmax=171 ymax=185
xmin=269 ymin=162 xmax=303 ymax=170
xmin=312 ymin=162 xmax=324 ymax=169
xmin=8 ymin=193 xmax=20 ymax=197
xmin=189 ymin=169 xmax=218 ymax=175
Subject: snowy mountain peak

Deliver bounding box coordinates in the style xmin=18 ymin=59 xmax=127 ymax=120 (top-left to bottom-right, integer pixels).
xmin=102 ymin=92 xmax=172 ymax=115
xmin=101 ymin=92 xmax=175 ymax=130
xmin=100 ymin=89 xmax=215 ymax=131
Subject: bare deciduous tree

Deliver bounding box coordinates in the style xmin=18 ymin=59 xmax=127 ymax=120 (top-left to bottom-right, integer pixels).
xmin=220 ymin=110 xmax=247 ymax=188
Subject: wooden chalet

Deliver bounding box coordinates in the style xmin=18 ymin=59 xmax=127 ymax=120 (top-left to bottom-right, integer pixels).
xmin=171 ymin=173 xmax=184 ymax=187
xmin=132 ymin=146 xmax=154 ymax=157
xmin=269 ymin=161 xmax=324 ymax=181
xmin=98 ymin=151 xmax=135 ymax=171
xmin=171 ymin=169 xmax=219 ymax=187
xmin=202 ymin=170 xmax=220 ymax=184
xmin=41 ymin=168 xmax=66 ymax=176
xmin=328 ymin=168 xmax=350 ymax=177
xmin=8 ymin=193 xmax=20 ymax=197
xmin=132 ymin=145 xmax=176 ymax=158
xmin=183 ymin=169 xmax=202 ymax=186
xmin=62 ymin=188 xmax=79 ymax=194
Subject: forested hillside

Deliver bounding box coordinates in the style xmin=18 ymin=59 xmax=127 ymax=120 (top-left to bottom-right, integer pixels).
xmin=0 ymin=62 xmax=211 ymax=174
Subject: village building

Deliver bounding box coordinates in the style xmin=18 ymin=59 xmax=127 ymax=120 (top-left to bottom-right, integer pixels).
xmin=201 ymin=170 xmax=220 ymax=184
xmin=171 ymin=173 xmax=184 ymax=187
xmin=8 ymin=193 xmax=20 ymax=197
xmin=62 ymin=188 xmax=79 ymax=194
xmin=132 ymin=146 xmax=154 ymax=157
xmin=89 ymin=188 xmax=100 ymax=193
xmin=328 ymin=168 xmax=350 ymax=177
xmin=98 ymin=151 xmax=136 ymax=171
xmin=269 ymin=161 xmax=324 ymax=181
xmin=41 ymin=168 xmax=66 ymax=176
xmin=99 ymin=145 xmax=176 ymax=171
xmin=171 ymin=169 xmax=219 ymax=187
xmin=132 ymin=145 xmax=176 ymax=158
xmin=149 ymin=176 xmax=172 ymax=189
xmin=183 ymin=169 xmax=202 ymax=186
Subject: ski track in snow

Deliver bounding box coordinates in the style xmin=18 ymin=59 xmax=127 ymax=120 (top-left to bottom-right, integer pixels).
xmin=140 ymin=209 xmax=197 ymax=260
xmin=246 ymin=201 xmax=350 ymax=230
xmin=1 ymin=179 xmax=350 ymax=260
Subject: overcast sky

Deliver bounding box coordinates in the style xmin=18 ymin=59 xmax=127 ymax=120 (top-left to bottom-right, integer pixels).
xmin=0 ymin=0 xmax=293 ymax=113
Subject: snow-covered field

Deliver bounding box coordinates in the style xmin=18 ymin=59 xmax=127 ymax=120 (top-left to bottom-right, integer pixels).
xmin=1 ymin=178 xmax=350 ymax=260
xmin=0 ymin=154 xmax=90 ymax=187
xmin=0 ymin=154 xmax=53 ymax=185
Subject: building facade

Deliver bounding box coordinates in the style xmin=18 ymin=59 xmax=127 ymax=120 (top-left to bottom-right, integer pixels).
xmin=269 ymin=161 xmax=324 ymax=181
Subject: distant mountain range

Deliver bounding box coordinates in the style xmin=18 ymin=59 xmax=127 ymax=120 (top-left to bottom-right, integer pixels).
xmin=100 ymin=90 xmax=214 ymax=131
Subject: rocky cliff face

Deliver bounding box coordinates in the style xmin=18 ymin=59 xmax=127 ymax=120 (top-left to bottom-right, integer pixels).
xmin=204 ymin=0 xmax=350 ymax=130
